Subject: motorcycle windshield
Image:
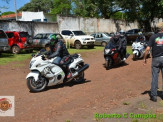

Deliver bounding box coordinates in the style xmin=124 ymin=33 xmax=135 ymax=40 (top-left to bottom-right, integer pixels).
xmin=105 ymin=42 xmax=116 ymax=50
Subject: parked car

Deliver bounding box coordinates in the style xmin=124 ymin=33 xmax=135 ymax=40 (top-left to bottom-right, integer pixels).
xmin=5 ymin=31 xmax=33 ymax=54
xmin=60 ymin=30 xmax=95 ymax=49
xmin=90 ymin=32 xmax=111 ymax=46
xmin=32 ymin=33 xmax=64 ymax=48
xmin=0 ymin=30 xmax=10 ymax=54
xmin=125 ymin=29 xmax=154 ymax=43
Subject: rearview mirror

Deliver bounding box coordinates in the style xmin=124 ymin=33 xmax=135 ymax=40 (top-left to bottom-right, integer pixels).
xmin=70 ymin=34 xmax=73 ymax=37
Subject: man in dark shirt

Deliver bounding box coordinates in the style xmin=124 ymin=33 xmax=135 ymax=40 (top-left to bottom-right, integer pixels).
xmin=144 ymin=22 xmax=163 ymax=102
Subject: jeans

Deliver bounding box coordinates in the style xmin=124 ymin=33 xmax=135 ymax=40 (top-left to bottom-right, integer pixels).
xmin=151 ymin=56 xmax=163 ymax=96
xmin=52 ymin=57 xmax=61 ymax=65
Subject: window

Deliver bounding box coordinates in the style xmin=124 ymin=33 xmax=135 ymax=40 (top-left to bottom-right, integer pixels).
xmin=19 ymin=32 xmax=29 ymax=37
xmin=91 ymin=34 xmax=95 ymax=38
xmin=55 ymin=34 xmax=63 ymax=39
xmin=6 ymin=33 xmax=14 ymax=38
xmin=134 ymin=29 xmax=140 ymax=34
xmin=72 ymin=31 xmax=86 ymax=36
xmin=127 ymin=30 xmax=134 ymax=34
xmin=34 ymin=34 xmax=43 ymax=39
xmin=96 ymin=34 xmax=103 ymax=38
xmin=61 ymin=30 xmax=73 ymax=36
xmin=0 ymin=30 xmax=7 ymax=38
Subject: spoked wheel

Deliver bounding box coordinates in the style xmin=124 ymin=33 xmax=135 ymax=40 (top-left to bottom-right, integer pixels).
xmin=105 ymin=59 xmax=112 ymax=70
xmin=73 ymin=72 xmax=85 ymax=83
xmin=133 ymin=54 xmax=136 ymax=61
xmin=74 ymin=41 xmax=82 ymax=49
xmin=27 ymin=77 xmax=47 ymax=92
xmin=12 ymin=46 xmax=20 ymax=54
xmin=73 ymin=64 xmax=85 ymax=83
xmin=101 ymin=42 xmax=107 ymax=47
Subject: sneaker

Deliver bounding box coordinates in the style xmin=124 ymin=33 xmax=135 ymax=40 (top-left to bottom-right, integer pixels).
xmin=67 ymin=72 xmax=72 ymax=79
xmin=150 ymin=96 xmax=157 ymax=102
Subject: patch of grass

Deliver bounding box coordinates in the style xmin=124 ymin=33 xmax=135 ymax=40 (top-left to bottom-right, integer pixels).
xmin=68 ymin=46 xmax=104 ymax=54
xmin=132 ymin=119 xmax=139 ymax=122
xmin=159 ymin=101 xmax=163 ymax=107
xmin=127 ymin=46 xmax=132 ymax=55
xmin=139 ymin=102 xmax=147 ymax=109
xmin=123 ymin=102 xmax=130 ymax=105
xmin=65 ymin=120 xmax=71 ymax=122
xmin=0 ymin=46 xmax=132 ymax=65
xmin=0 ymin=53 xmax=32 ymax=65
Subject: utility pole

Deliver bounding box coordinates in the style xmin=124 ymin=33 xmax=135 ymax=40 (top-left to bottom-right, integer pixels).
xmin=14 ymin=0 xmax=17 ymax=20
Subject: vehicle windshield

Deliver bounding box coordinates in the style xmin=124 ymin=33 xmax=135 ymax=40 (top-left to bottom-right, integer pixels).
xmin=72 ymin=31 xmax=86 ymax=36
xmin=105 ymin=41 xmax=116 ymax=49
xmin=19 ymin=32 xmax=29 ymax=37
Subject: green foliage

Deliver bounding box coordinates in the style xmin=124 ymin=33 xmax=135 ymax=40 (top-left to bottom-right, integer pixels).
xmin=51 ymin=0 xmax=72 ymax=16
xmin=18 ymin=0 xmax=54 ymax=13
xmin=1 ymin=11 xmax=15 ymax=16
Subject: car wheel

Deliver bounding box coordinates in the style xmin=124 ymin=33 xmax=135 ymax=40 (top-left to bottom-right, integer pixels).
xmin=11 ymin=46 xmax=20 ymax=54
xmin=101 ymin=42 xmax=107 ymax=47
xmin=74 ymin=41 xmax=82 ymax=49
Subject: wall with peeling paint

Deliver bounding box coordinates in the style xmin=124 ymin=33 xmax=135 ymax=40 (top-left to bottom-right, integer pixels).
xmin=0 ymin=20 xmax=58 ymax=37
xmin=57 ymin=16 xmax=139 ymax=34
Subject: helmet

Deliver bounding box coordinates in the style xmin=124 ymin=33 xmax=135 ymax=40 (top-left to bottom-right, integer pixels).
xmin=113 ymin=34 xmax=120 ymax=42
xmin=50 ymin=34 xmax=58 ymax=45
xmin=138 ymin=32 xmax=143 ymax=35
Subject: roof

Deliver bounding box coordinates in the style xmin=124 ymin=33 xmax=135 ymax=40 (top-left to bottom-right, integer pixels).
xmin=1 ymin=13 xmax=22 ymax=19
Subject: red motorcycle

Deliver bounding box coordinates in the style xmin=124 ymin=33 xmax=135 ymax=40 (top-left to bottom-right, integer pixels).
xmin=104 ymin=43 xmax=129 ymax=70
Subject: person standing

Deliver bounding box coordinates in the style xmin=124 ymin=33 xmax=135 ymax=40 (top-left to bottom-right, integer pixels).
xmin=144 ymin=22 xmax=163 ymax=102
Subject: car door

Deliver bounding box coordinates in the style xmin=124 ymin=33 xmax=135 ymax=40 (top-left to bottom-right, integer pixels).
xmin=61 ymin=30 xmax=73 ymax=45
xmin=0 ymin=30 xmax=8 ymax=49
xmin=33 ymin=34 xmax=43 ymax=47
xmin=95 ymin=33 xmax=103 ymax=45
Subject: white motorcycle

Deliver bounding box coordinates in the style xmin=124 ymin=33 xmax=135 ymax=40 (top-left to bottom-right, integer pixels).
xmin=132 ymin=41 xmax=150 ymax=60
xmin=26 ymin=53 xmax=89 ymax=92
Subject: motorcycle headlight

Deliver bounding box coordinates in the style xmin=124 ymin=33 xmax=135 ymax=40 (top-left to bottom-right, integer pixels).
xmin=105 ymin=49 xmax=111 ymax=54
xmin=29 ymin=60 xmax=36 ymax=68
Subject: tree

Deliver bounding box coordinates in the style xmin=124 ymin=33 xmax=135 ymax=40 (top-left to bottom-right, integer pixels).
xmin=116 ymin=0 xmax=163 ymax=31
xmin=1 ymin=11 xmax=15 ymax=16
xmin=51 ymin=0 xmax=72 ymax=16
xmin=18 ymin=0 xmax=54 ymax=13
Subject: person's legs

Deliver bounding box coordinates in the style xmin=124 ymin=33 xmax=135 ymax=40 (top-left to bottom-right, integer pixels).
xmin=53 ymin=57 xmax=61 ymax=65
xmin=161 ymin=67 xmax=163 ymax=98
xmin=151 ymin=66 xmax=160 ymax=97
xmin=151 ymin=58 xmax=160 ymax=99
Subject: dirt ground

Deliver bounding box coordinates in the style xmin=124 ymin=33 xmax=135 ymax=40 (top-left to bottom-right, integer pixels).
xmin=0 ymin=50 xmax=163 ymax=122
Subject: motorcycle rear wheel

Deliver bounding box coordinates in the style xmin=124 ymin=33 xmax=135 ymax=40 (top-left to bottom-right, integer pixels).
xmin=74 ymin=72 xmax=85 ymax=83
xmin=27 ymin=77 xmax=47 ymax=92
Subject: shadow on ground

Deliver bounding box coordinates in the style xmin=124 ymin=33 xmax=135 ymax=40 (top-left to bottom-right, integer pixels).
xmin=30 ymin=79 xmax=91 ymax=93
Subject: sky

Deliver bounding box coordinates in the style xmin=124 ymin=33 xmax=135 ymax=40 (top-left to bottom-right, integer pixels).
xmin=0 ymin=0 xmax=30 ymax=13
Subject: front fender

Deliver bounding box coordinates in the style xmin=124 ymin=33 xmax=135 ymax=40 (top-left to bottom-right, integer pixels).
xmin=133 ymin=50 xmax=139 ymax=56
xmin=26 ymin=71 xmax=39 ymax=81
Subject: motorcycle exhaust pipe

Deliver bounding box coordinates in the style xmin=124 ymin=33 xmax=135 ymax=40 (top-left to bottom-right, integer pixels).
xmin=77 ymin=64 xmax=89 ymax=74
xmin=66 ymin=64 xmax=89 ymax=82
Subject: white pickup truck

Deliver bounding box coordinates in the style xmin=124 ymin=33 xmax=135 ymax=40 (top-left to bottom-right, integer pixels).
xmin=60 ymin=30 xmax=95 ymax=49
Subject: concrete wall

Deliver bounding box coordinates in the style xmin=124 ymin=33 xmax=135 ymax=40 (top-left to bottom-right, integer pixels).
xmin=57 ymin=16 xmax=139 ymax=34
xmin=0 ymin=20 xmax=59 ymax=37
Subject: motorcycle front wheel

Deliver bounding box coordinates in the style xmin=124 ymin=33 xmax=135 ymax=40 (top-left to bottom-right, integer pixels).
xmin=133 ymin=54 xmax=136 ymax=61
xmin=105 ymin=59 xmax=112 ymax=70
xmin=27 ymin=77 xmax=47 ymax=92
